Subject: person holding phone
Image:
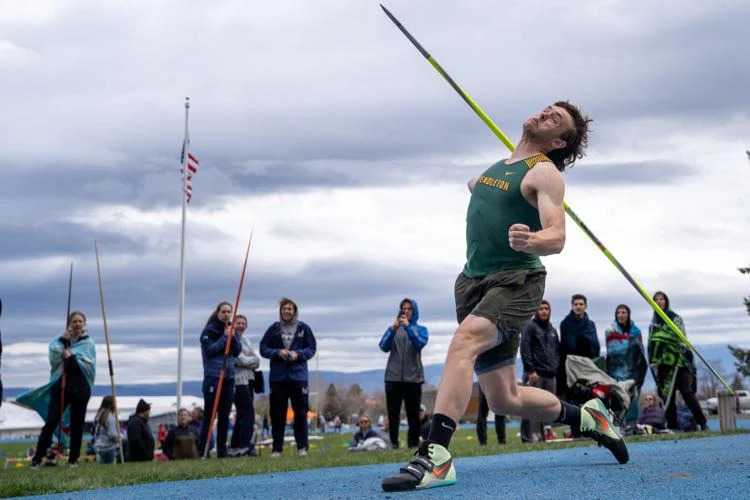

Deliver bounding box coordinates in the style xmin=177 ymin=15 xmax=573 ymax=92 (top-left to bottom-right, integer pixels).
xmin=379 ymin=298 xmax=429 ymax=449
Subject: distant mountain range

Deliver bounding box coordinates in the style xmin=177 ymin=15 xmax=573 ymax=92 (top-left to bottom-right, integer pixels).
xmin=3 ymin=344 xmax=741 ymax=398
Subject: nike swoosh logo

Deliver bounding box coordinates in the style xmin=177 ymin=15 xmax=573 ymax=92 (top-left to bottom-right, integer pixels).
xmin=505 ymin=171 xmax=515 ymax=176
xmin=440 ymin=422 xmax=454 ymax=430
xmin=432 ymin=460 xmax=452 ymax=479
xmin=586 ymin=408 xmax=610 ymax=432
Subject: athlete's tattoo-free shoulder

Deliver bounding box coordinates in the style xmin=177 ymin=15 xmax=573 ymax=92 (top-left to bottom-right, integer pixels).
xmin=522 ymin=161 xmax=565 ymax=207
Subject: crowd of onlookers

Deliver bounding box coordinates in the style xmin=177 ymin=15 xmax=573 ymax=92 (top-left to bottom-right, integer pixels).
xmin=12 ymin=297 xmax=318 ymax=466
xmin=376 ymin=292 xmax=713 ymax=452
xmin=0 ymin=290 xmax=727 ymax=466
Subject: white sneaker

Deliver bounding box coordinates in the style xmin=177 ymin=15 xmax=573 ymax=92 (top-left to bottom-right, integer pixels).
xmin=270 ymin=451 xmax=282 ymax=458
xmin=297 ymin=449 xmax=308 ymax=457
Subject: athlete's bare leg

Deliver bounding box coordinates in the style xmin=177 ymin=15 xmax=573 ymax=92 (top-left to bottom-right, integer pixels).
xmin=433 ymin=314 xmax=499 ymax=421
xmin=477 ymin=365 xmax=560 ymax=422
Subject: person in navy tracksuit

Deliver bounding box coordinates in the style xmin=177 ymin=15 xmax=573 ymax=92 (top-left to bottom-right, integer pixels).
xmin=199 ymin=301 xmax=241 ymax=458
xmin=260 ymin=298 xmax=317 ymax=456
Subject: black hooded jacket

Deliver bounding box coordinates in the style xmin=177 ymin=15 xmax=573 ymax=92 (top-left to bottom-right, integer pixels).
xmin=520 ymin=316 xmax=560 ymax=377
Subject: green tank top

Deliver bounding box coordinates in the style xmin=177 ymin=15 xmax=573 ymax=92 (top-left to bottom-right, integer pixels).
xmin=463 ymin=154 xmax=547 ymax=278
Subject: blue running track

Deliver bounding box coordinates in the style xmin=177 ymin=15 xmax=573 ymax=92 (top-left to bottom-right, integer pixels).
xmin=27 ymin=434 xmax=750 ymax=499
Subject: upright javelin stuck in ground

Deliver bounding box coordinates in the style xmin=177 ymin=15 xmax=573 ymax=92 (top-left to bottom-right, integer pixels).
xmin=379 ymin=4 xmax=732 ymax=393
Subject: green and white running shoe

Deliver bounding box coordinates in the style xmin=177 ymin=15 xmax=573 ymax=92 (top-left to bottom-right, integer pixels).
xmin=580 ymin=397 xmax=629 ymax=464
xmin=381 ymin=441 xmax=456 ymax=492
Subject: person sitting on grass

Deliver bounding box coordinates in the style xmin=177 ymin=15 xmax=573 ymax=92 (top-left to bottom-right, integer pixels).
xmin=349 ymin=414 xmax=388 ymax=452
xmin=163 ymin=408 xmax=199 ymax=460
xmin=127 ymin=399 xmax=154 ymax=462
xmin=93 ymin=396 xmax=120 ymax=464
xmin=637 ymin=393 xmax=666 ymax=431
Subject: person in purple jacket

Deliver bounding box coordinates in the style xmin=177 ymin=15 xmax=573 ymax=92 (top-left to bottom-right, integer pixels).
xmin=260 ymin=298 xmax=317 ymax=457
xmin=379 ymin=298 xmax=429 ymax=449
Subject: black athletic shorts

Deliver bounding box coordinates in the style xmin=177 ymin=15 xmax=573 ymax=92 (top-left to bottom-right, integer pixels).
xmin=454 ymin=267 xmax=546 ymax=374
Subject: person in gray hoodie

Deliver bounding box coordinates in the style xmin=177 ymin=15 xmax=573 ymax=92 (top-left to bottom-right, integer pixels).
xmin=379 ymin=298 xmax=429 ymax=449
xmin=93 ymin=396 xmax=119 ymax=464
xmin=230 ymin=314 xmax=260 ymax=455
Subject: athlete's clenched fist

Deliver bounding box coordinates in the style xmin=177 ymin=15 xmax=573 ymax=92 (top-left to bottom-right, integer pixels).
xmin=508 ymin=223 xmax=532 ymax=252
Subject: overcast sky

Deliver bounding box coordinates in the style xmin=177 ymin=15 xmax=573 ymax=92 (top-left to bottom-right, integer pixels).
xmin=1 ymin=1 xmax=749 ymax=388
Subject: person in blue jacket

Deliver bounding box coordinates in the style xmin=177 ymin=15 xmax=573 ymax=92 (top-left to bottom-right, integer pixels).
xmin=379 ymin=298 xmax=429 ymax=449
xmin=198 ymin=301 xmax=241 ymax=458
xmin=560 ymin=294 xmax=600 ymax=360
xmin=260 ymin=298 xmax=317 ymax=457
xmin=604 ymin=304 xmax=647 ymax=430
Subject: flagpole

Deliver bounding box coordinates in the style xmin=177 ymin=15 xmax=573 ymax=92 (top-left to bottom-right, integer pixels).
xmin=94 ymin=242 xmax=125 ymax=464
xmin=177 ymin=97 xmax=190 ymax=413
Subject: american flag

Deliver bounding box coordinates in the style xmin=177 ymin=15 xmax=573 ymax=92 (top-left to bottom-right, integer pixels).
xmin=180 ymin=140 xmax=200 ymax=203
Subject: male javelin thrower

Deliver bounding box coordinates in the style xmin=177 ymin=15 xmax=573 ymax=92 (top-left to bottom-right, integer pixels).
xmin=382 ymin=102 xmax=629 ymax=492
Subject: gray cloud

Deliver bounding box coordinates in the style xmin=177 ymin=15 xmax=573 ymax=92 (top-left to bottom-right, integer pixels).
xmin=1 ymin=1 xmax=748 ymax=385
xmin=566 ymin=160 xmax=696 ymax=186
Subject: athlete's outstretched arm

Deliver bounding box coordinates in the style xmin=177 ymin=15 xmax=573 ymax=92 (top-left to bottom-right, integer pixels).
xmin=508 ymin=163 xmax=565 ymax=256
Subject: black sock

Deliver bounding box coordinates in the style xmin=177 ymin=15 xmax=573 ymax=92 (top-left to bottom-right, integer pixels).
xmin=554 ymin=401 xmax=581 ymax=429
xmin=427 ymin=413 xmax=456 ymax=448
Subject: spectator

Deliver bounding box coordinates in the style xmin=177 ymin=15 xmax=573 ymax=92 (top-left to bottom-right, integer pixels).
xmin=379 ymin=298 xmax=429 ymax=449
xmin=349 ymin=414 xmax=387 ymax=451
xmin=419 ymin=404 xmax=431 ymax=441
xmin=230 ymin=314 xmax=260 ymax=456
xmin=520 ymin=300 xmax=559 ymax=442
xmin=638 ymin=393 xmax=666 ymax=430
xmin=333 ymin=415 xmax=342 ymax=433
xmin=198 ymin=302 xmax=241 ymax=458
xmin=559 ymin=294 xmax=599 ymax=400
xmin=21 ymin=311 xmax=96 ymax=467
xmin=93 ymin=396 xmax=119 ymax=464
xmin=164 ymin=408 xmax=199 ymax=460
xmin=560 ymin=294 xmax=600 ymax=360
xmin=318 ymin=414 xmax=327 ymax=433
xmin=190 ymin=407 xmax=203 ymax=434
xmin=476 ymin=387 xmax=506 ymax=445
xmin=605 ymin=304 xmax=648 ymax=430
xmin=647 ymin=291 xmax=707 ymax=431
xmin=157 ymin=424 xmax=167 ymax=449
xmin=262 ymin=414 xmax=270 ymax=439
xmin=260 ymin=298 xmax=317 ymax=457
xmin=127 ymin=399 xmax=154 ymax=462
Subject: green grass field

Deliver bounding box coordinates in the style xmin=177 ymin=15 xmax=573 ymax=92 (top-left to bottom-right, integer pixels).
xmin=1 ymin=428 xmax=745 ymax=498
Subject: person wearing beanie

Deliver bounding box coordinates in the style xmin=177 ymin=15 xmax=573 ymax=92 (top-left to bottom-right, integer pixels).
xmin=127 ymin=399 xmax=154 ymax=462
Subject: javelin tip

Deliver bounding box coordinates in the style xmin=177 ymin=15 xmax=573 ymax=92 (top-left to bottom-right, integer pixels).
xmin=379 ymin=3 xmax=431 ymax=60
